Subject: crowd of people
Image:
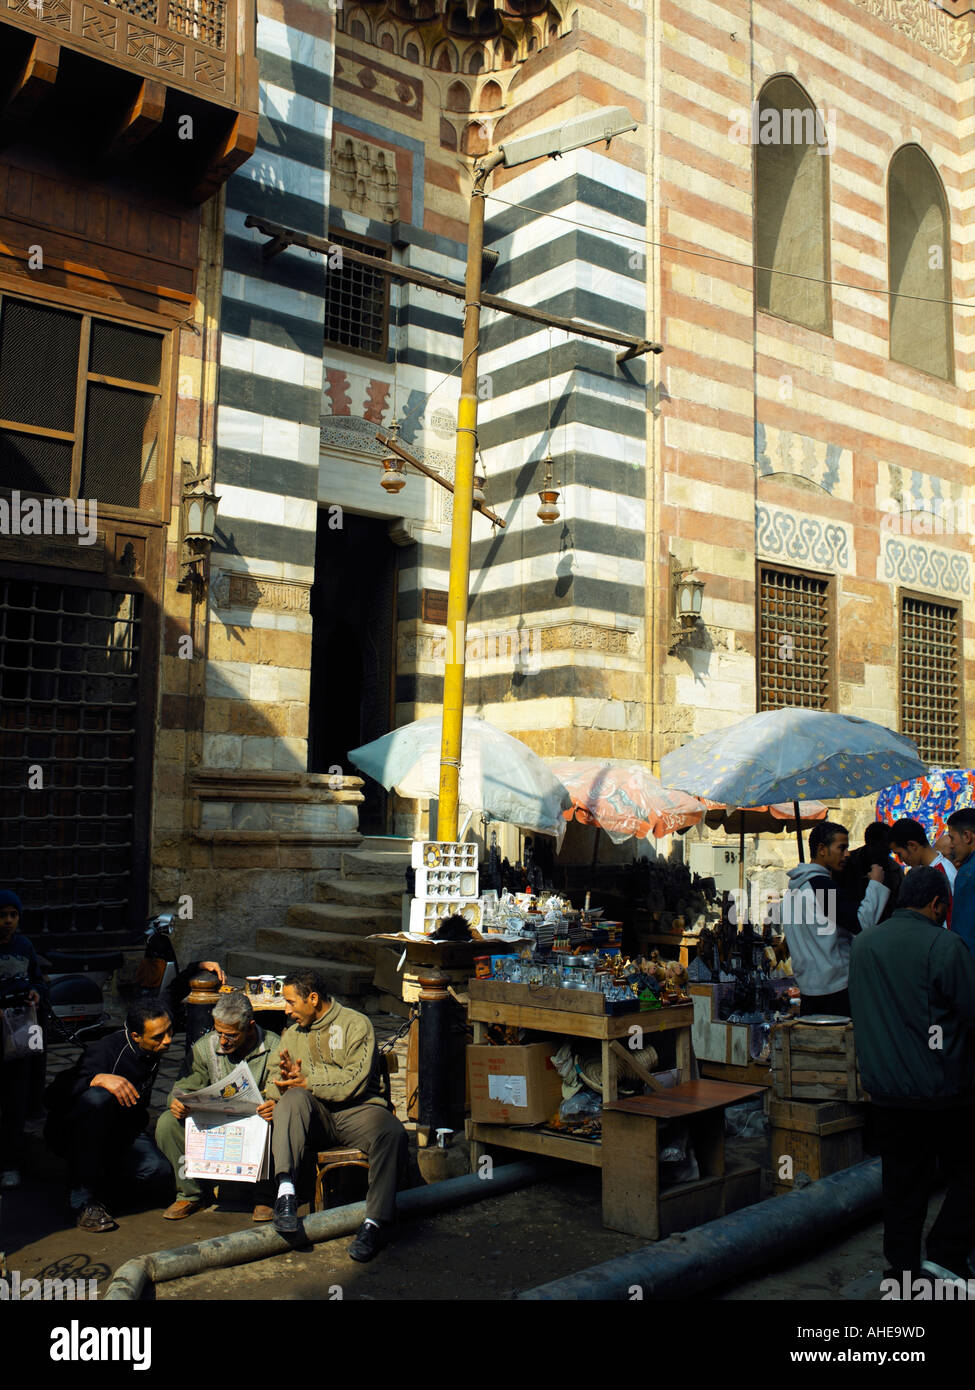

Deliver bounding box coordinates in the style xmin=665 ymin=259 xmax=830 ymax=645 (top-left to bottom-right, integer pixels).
xmin=0 ymin=890 xmax=408 ymax=1264
xmin=781 ymin=807 xmax=975 ymax=1289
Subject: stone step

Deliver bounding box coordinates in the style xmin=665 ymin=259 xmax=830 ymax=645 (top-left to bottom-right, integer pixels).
xmin=256 ymin=926 xmax=379 ymax=967
xmin=286 ymin=902 xmax=400 ymax=936
xmin=315 ymin=876 xmax=405 ymax=909
xmin=357 ymin=836 xmax=413 ymax=854
xmin=341 ymin=849 xmax=411 ymax=880
xmin=226 ymin=949 xmax=374 ymax=997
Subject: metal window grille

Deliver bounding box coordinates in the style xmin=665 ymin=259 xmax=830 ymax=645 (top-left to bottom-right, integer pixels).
xmin=0 ymin=576 xmax=141 ymax=936
xmin=900 ymin=595 xmax=960 ymax=766
xmin=324 ymin=234 xmax=389 ymax=358
xmin=758 ymin=567 xmax=831 ymax=710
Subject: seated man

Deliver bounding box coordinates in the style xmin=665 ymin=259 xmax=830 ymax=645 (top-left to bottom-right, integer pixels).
xmin=264 ymin=969 xmax=408 ymax=1262
xmin=44 ymin=999 xmax=175 ymax=1232
xmin=155 ymin=989 xmax=279 ymax=1221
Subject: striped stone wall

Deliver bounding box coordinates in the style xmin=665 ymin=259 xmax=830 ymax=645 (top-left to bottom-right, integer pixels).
xmin=206 ymin=0 xmax=334 ymax=778
xmin=653 ymin=0 xmax=975 ymax=860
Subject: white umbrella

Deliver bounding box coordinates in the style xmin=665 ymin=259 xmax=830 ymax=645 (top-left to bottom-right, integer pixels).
xmin=349 ymin=716 xmax=572 ymax=844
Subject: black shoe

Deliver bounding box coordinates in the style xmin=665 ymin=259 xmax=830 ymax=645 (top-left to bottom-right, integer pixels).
xmin=75 ymin=1201 xmax=117 ymax=1233
xmin=272 ymin=1193 xmax=299 ymax=1234
xmin=348 ymin=1219 xmax=387 ymax=1263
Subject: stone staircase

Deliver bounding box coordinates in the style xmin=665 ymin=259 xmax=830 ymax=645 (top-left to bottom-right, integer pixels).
xmin=227 ymin=837 xmax=411 ymax=1002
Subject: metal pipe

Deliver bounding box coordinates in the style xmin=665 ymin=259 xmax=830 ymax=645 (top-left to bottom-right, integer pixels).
xmin=105 ymin=1160 xmax=542 ymax=1299
xmin=518 ymin=1158 xmax=882 ymax=1300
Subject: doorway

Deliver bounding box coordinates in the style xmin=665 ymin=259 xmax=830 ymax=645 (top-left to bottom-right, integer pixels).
xmin=308 ymin=511 xmax=397 ymax=834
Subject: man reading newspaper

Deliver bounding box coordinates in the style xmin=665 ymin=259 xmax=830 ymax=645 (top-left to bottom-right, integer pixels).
xmin=156 ymin=990 xmax=279 ymax=1221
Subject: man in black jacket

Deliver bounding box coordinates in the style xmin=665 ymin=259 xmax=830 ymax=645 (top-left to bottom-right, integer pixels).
xmin=848 ymin=865 xmax=975 ymax=1284
xmin=45 ymin=998 xmax=175 ymax=1232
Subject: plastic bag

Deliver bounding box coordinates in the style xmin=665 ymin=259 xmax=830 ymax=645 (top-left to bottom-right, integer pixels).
xmin=559 ymin=1090 xmax=602 ymax=1122
xmin=658 ymin=1121 xmax=700 ymax=1183
xmin=2 ymin=1002 xmax=38 ymax=1061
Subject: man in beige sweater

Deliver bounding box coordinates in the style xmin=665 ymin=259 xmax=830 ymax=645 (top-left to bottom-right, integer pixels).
xmin=262 ymin=968 xmax=408 ymax=1261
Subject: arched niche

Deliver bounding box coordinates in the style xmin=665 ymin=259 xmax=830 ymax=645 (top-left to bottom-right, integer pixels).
xmin=754 ymin=75 xmax=831 ymax=334
xmin=480 ymin=79 xmax=503 ymax=110
xmin=447 ymin=80 xmax=470 ymax=110
xmin=888 ymin=144 xmax=953 ymax=381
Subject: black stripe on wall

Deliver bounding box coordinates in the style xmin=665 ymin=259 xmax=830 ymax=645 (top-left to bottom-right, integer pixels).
xmin=221 ymin=298 xmax=324 ymax=358
xmin=216 ymin=446 xmax=319 ymax=498
xmin=225 ymin=176 xmax=327 ymax=241
xmin=397 ymin=574 xmax=645 ymax=624
xmin=488 ymin=230 xmax=645 ymax=297
xmin=218 ymin=366 xmax=320 ymax=425
xmin=214 ymin=517 xmax=317 ymax=569
xmin=223 ymin=234 xmax=326 ymax=302
xmin=485 ymin=174 xmax=645 ymax=243
xmin=259 ymin=51 xmax=332 ymax=109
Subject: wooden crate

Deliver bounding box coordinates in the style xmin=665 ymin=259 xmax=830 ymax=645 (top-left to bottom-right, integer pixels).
xmin=772 ymin=1019 xmax=867 ymax=1101
xmin=770 ymin=1097 xmax=865 ymax=1194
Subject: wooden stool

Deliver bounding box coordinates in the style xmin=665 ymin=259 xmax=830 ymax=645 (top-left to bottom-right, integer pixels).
xmin=314 ymin=1147 xmax=369 ymax=1211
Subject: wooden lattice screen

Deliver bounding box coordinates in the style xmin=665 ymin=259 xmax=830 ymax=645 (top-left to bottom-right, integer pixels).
xmin=758 ymin=566 xmax=832 ymax=710
xmin=900 ymin=594 xmax=960 ymax=766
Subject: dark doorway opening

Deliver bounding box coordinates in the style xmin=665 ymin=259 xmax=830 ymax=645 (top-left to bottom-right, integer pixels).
xmin=308 ymin=511 xmax=397 ymax=835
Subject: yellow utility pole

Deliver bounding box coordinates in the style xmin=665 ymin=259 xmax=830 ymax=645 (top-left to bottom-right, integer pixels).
xmin=436 ymin=151 xmax=504 ymax=842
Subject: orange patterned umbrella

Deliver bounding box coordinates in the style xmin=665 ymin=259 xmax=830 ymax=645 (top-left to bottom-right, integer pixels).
xmin=548 ymin=760 xmax=707 ymax=843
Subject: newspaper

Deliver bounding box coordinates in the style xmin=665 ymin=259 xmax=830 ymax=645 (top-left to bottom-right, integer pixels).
xmin=184 ymin=1114 xmax=270 ymax=1183
xmin=174 ymin=1060 xmax=264 ymax=1115
xmin=176 ymin=1060 xmax=271 ymax=1183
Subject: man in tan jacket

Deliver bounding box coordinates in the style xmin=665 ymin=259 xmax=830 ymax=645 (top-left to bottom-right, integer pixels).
xmin=263 ymin=968 xmax=408 ymax=1261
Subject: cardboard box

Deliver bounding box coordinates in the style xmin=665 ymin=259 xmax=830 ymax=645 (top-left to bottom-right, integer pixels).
xmin=467 ymin=1043 xmax=563 ymax=1125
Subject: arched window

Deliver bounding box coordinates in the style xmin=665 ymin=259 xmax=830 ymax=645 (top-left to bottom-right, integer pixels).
xmin=754 ymin=76 xmax=831 ymax=334
xmin=888 ymin=145 xmax=953 ymax=380
xmin=447 ymin=80 xmax=469 ymax=111
xmin=467 ymin=46 xmax=486 ymax=74
xmin=405 ymin=41 xmax=420 ymax=64
xmin=379 ymin=29 xmax=395 ymax=51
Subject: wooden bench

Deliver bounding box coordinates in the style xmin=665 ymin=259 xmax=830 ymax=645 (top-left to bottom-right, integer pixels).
xmin=311 ymin=1051 xmax=398 ymax=1212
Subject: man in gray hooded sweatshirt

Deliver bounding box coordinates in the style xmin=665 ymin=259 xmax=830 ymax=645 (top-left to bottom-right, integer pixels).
xmin=780 ymin=821 xmax=890 ymax=1016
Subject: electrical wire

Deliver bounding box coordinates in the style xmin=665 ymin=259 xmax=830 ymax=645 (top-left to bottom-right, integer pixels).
xmin=484 ymin=192 xmax=967 ymax=310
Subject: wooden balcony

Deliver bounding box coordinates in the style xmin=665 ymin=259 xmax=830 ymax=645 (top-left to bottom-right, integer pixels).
xmin=0 ymin=0 xmax=258 ymax=200
xmin=1 ymin=0 xmax=255 ymax=108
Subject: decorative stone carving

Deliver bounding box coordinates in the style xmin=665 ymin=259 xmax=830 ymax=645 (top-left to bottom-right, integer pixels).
xmin=400 ymin=621 xmax=638 ymax=663
xmin=331 ymin=136 xmax=401 ymax=222
xmin=756 ymin=504 xmax=852 ymax=572
xmin=211 ymin=570 xmax=312 ymax=613
xmin=881 ymin=538 xmax=970 ymax=595
xmin=857 ymin=0 xmax=972 ymax=63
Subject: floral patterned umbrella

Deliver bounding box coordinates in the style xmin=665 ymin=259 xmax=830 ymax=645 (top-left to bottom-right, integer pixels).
xmin=547 ymin=759 xmax=707 ymax=843
xmin=876 ymin=769 xmax=975 ymax=842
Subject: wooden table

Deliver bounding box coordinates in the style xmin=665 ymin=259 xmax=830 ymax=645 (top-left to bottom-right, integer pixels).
xmin=602 ymin=1080 xmax=765 ymax=1239
xmin=466 ymin=987 xmax=693 ymax=1173
xmin=466 ymin=984 xmax=763 ymax=1237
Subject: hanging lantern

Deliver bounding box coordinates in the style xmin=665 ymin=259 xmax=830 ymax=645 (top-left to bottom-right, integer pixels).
xmin=536 ymin=453 xmax=560 ymax=524
xmin=379 ymin=420 xmax=407 ymax=494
